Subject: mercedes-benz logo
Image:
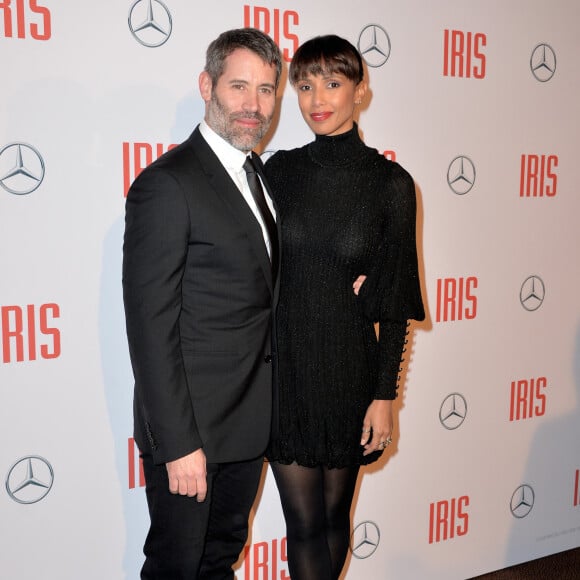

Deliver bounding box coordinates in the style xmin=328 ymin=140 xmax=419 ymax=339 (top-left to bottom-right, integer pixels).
xmin=520 ymin=275 xmax=545 ymax=312
xmin=350 ymin=520 xmax=380 ymax=559
xmin=128 ymin=0 xmax=172 ymax=48
xmin=439 ymin=393 xmax=467 ymax=430
xmin=447 ymin=155 xmax=476 ymax=195
xmin=530 ymin=43 xmax=556 ymax=82
xmin=5 ymin=456 xmax=54 ymax=504
xmin=0 ymin=142 xmax=45 ymax=195
xmin=510 ymin=484 xmax=535 ymax=519
xmin=358 ymin=24 xmax=391 ymax=68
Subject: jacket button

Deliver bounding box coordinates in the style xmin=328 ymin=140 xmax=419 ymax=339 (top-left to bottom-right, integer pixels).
xmin=264 ymin=354 xmax=272 ymax=363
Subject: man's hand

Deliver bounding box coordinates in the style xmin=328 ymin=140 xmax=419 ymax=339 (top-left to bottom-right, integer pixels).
xmin=166 ymin=449 xmax=207 ymax=502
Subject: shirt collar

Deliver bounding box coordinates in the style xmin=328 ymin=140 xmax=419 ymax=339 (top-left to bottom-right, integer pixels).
xmin=199 ymin=119 xmax=249 ymax=172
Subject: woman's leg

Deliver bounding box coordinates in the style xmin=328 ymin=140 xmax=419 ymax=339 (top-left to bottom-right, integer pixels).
xmin=270 ymin=462 xmax=360 ymax=580
xmin=270 ymin=462 xmax=332 ymax=580
xmin=322 ymin=465 xmax=360 ymax=578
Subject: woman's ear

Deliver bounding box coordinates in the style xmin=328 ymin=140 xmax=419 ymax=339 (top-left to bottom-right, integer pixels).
xmin=355 ymin=80 xmax=368 ymax=105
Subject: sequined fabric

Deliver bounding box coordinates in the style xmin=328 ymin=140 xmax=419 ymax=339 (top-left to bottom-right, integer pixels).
xmin=265 ymin=124 xmax=424 ymax=468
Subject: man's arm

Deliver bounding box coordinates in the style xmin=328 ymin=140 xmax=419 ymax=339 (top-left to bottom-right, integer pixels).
xmin=123 ymin=167 xmax=202 ymax=465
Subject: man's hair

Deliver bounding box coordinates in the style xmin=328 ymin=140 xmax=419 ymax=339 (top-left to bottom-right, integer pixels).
xmin=289 ymin=35 xmax=364 ymax=86
xmin=205 ymin=28 xmax=283 ymax=88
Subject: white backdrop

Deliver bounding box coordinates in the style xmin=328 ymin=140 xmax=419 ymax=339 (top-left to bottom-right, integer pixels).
xmin=1 ymin=1 xmax=580 ymax=578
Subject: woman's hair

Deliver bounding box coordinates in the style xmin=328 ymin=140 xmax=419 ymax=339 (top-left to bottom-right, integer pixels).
xmin=289 ymin=35 xmax=364 ymax=86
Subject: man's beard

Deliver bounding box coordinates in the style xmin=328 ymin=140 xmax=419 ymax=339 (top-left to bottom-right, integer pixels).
xmin=207 ymin=93 xmax=272 ymax=152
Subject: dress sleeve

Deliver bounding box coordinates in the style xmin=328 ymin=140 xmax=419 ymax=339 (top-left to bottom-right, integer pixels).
xmin=357 ymin=162 xmax=425 ymax=399
xmin=375 ymin=320 xmax=408 ymax=399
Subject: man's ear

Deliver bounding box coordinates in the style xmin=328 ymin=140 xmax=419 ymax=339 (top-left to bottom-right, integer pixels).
xmin=199 ymin=71 xmax=212 ymax=102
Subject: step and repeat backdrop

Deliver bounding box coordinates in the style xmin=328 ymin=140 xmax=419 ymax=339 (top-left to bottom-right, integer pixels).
xmin=1 ymin=1 xmax=579 ymax=578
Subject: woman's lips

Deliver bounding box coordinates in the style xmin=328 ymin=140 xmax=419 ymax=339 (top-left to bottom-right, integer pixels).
xmin=310 ymin=112 xmax=332 ymax=122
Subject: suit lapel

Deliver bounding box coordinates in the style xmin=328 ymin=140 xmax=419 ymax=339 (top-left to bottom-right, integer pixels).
xmin=188 ymin=128 xmax=274 ymax=295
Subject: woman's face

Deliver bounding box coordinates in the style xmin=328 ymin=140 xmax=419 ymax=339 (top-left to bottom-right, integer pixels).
xmin=294 ymin=71 xmax=366 ymax=137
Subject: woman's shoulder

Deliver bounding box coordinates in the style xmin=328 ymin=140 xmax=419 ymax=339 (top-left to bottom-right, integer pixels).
xmin=263 ymin=145 xmax=308 ymax=181
xmin=265 ymin=144 xmax=308 ymax=164
xmin=363 ymin=148 xmax=415 ymax=191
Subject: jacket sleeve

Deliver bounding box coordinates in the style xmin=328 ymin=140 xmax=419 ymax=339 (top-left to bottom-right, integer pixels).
xmin=357 ymin=162 xmax=425 ymax=399
xmin=122 ymin=166 xmax=202 ymax=464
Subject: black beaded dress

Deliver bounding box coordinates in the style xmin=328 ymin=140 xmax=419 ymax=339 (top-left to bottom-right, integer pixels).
xmin=265 ymin=125 xmax=424 ymax=468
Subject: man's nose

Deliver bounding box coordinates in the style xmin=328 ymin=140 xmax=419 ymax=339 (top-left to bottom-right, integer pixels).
xmin=242 ymin=90 xmax=259 ymax=111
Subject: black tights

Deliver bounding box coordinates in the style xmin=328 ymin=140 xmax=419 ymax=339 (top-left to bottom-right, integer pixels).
xmin=270 ymin=462 xmax=360 ymax=580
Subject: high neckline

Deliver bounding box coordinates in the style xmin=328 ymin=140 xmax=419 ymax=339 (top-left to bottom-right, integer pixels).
xmin=308 ymin=123 xmax=369 ymax=168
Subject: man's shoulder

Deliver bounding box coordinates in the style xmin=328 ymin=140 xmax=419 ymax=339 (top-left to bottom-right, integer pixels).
xmin=147 ymin=129 xmax=201 ymax=173
xmin=126 ymin=131 xmax=204 ymax=197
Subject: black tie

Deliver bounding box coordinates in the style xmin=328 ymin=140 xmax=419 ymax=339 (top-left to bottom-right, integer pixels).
xmin=243 ymin=154 xmax=278 ymax=278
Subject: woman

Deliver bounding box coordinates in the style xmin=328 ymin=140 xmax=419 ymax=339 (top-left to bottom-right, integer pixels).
xmin=265 ymin=35 xmax=425 ymax=579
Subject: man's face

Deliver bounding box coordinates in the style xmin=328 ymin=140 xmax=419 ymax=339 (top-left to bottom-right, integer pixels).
xmin=200 ymin=48 xmax=277 ymax=152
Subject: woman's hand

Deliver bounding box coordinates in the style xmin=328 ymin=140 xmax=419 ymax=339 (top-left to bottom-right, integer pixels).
xmin=360 ymin=399 xmax=393 ymax=456
xmin=352 ymin=275 xmax=367 ymax=296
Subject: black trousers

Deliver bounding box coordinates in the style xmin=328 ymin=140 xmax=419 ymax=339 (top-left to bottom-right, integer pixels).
xmin=140 ymin=453 xmax=264 ymax=580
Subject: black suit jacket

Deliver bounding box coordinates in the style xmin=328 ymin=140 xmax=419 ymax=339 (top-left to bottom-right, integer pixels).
xmin=123 ymin=127 xmax=279 ymax=465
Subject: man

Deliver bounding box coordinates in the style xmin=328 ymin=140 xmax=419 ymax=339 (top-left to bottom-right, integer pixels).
xmin=123 ymin=28 xmax=282 ymax=579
